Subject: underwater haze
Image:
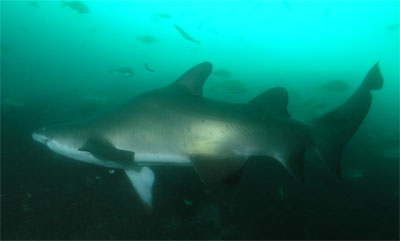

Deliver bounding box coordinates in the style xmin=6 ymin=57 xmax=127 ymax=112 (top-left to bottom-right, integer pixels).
xmin=1 ymin=0 xmax=399 ymax=240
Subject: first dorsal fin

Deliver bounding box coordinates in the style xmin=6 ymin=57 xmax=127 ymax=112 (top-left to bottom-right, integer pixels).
xmin=250 ymin=87 xmax=290 ymax=117
xmin=170 ymin=62 xmax=213 ymax=96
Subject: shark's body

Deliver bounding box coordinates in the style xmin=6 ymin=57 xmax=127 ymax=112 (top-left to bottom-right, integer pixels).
xmin=32 ymin=62 xmax=383 ymax=210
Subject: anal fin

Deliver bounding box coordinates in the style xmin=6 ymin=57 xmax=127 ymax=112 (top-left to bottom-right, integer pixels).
xmin=274 ymin=146 xmax=306 ymax=183
xmin=224 ymin=163 xmax=247 ymax=185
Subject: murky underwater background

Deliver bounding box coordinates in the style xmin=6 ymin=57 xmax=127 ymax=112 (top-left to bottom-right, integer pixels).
xmin=1 ymin=0 xmax=399 ymax=239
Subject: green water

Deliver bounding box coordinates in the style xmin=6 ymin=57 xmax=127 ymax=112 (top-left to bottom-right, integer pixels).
xmin=1 ymin=0 xmax=399 ymax=239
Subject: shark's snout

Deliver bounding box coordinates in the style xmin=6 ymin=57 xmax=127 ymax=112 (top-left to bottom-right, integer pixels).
xmin=32 ymin=128 xmax=50 ymax=145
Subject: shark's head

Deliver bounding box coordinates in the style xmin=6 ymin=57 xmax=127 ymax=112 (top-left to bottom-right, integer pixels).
xmin=32 ymin=123 xmax=93 ymax=162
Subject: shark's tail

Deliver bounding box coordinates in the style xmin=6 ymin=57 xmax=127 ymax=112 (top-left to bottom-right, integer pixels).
xmin=310 ymin=62 xmax=383 ymax=177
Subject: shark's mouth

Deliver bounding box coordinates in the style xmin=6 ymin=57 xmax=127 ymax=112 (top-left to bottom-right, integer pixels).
xmin=32 ymin=133 xmax=50 ymax=145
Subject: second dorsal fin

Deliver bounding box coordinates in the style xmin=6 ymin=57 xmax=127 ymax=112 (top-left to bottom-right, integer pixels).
xmin=250 ymin=87 xmax=290 ymax=117
xmin=170 ymin=62 xmax=213 ymax=96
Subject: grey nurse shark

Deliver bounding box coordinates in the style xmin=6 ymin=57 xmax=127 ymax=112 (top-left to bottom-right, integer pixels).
xmin=32 ymin=62 xmax=383 ymax=210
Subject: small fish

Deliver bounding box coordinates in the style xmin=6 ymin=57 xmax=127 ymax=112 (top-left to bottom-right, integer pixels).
xmin=27 ymin=1 xmax=39 ymax=8
xmin=19 ymin=27 xmax=30 ymax=33
xmin=83 ymin=95 xmax=113 ymax=104
xmin=281 ymin=0 xmax=291 ymax=10
xmin=2 ymin=97 xmax=25 ymax=108
xmin=155 ymin=13 xmax=172 ymax=19
xmin=302 ymin=98 xmax=318 ymax=106
xmin=321 ymin=80 xmax=350 ymax=92
xmin=386 ymin=23 xmax=399 ymax=31
xmin=344 ymin=169 xmax=365 ymax=179
xmin=89 ymin=27 xmax=97 ymax=34
xmin=183 ymin=198 xmax=192 ymax=206
xmin=322 ymin=8 xmax=330 ymax=20
xmin=137 ymin=35 xmax=157 ymax=44
xmin=0 ymin=44 xmax=11 ymax=52
xmin=144 ymin=63 xmax=155 ymax=72
xmin=252 ymin=1 xmax=263 ymax=10
xmin=113 ymin=67 xmax=134 ymax=77
xmin=198 ymin=22 xmax=205 ymax=30
xmin=207 ymin=28 xmax=218 ymax=35
xmin=173 ymin=24 xmax=200 ymax=45
xmin=211 ymin=69 xmax=232 ymax=79
xmin=351 ymin=172 xmax=364 ymax=179
xmin=277 ymin=185 xmax=286 ymax=200
xmin=380 ymin=146 xmax=399 ymax=160
xmin=209 ymin=79 xmax=247 ymax=95
xmin=62 ymin=1 xmax=90 ymax=14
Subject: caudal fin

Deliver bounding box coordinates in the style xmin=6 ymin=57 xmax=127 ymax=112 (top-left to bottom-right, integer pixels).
xmin=310 ymin=62 xmax=383 ymax=177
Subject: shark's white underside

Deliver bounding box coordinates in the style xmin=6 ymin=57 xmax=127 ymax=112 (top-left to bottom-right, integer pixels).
xmin=33 ymin=132 xmax=189 ymax=210
xmin=33 ymin=133 xmax=192 ymax=167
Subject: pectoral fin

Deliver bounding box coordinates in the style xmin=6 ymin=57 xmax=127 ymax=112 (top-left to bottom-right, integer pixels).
xmin=79 ymin=136 xmax=134 ymax=167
